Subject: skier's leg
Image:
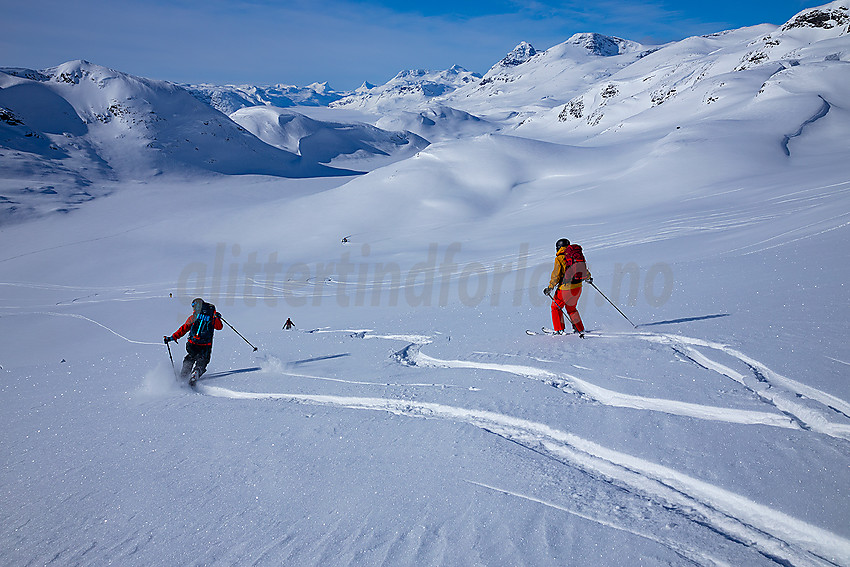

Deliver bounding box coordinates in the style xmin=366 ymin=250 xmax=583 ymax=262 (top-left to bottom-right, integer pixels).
xmin=195 ymin=345 xmax=212 ymax=378
xmin=183 ymin=343 xmax=204 ymax=379
xmin=564 ymin=286 xmax=585 ymax=333
xmin=180 ymin=351 xmax=195 ymax=379
xmin=551 ymin=288 xmax=566 ymax=332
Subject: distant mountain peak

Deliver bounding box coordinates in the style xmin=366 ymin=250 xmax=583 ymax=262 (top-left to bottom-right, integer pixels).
xmin=306 ymin=81 xmax=333 ymax=94
xmin=390 ymin=66 xmax=477 ymax=82
xmin=566 ymin=33 xmax=634 ymax=56
xmin=780 ymin=1 xmax=849 ymax=33
xmin=48 ymin=60 xmax=99 ymax=84
xmin=53 ymin=59 xmax=93 ymax=72
xmin=183 ymin=82 xmax=347 ymax=114
xmin=330 ymin=66 xmax=481 ymax=109
xmin=499 ymin=42 xmax=538 ymax=67
xmin=393 ymin=69 xmax=429 ymax=80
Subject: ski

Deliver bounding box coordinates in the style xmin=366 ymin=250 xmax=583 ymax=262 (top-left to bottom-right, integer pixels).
xmin=526 ymin=327 xmax=558 ymax=335
xmin=526 ymin=327 xmax=586 ymax=338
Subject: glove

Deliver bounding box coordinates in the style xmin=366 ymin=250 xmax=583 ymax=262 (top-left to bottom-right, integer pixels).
xmin=543 ymin=287 xmax=552 ymax=296
xmin=585 ymin=276 xmax=593 ymax=284
xmin=164 ymin=335 xmax=175 ymax=344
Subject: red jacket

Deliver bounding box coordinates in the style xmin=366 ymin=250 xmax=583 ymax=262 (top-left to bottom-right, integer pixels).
xmin=172 ymin=312 xmax=223 ymax=346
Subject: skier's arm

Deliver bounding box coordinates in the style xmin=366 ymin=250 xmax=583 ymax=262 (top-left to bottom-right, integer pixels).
xmin=548 ymin=258 xmax=565 ymax=290
xmin=171 ymin=314 xmax=195 ymax=340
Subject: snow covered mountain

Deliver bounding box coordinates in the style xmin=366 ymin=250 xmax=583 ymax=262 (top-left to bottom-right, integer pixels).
xmin=2 ymin=3 xmax=850 ymax=565
xmin=184 ymin=81 xmax=347 ymax=115
xmin=4 ymin=2 xmax=846 ymax=223
xmin=329 ymin=65 xmax=482 ymax=111
xmin=0 ymin=60 xmax=358 ymax=221
xmin=527 ymin=9 xmax=850 ymax=143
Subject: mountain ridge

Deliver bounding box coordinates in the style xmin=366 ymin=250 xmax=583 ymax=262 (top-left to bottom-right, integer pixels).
xmin=1 ymin=1 xmax=848 ymax=222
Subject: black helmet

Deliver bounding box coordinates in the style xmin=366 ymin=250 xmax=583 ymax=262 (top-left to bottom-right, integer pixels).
xmin=555 ymin=238 xmax=570 ymax=250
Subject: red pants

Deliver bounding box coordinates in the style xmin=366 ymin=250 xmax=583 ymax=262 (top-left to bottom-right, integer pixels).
xmin=551 ymin=287 xmax=584 ymax=332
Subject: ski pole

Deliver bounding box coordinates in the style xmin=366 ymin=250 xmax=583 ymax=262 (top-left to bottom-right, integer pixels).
xmin=219 ymin=316 xmax=258 ymax=351
xmin=588 ymin=280 xmax=638 ymax=328
xmin=164 ymin=336 xmax=177 ymax=377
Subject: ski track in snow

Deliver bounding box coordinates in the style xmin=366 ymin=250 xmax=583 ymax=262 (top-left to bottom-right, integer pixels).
xmin=3 ymin=311 xmax=163 ymax=346
xmin=187 ymin=328 xmax=850 ymax=566
xmin=632 ymin=332 xmax=850 ymax=441
xmin=0 ymin=223 xmax=153 ymax=264
xmin=400 ymin=342 xmax=802 ymax=432
xmin=197 ymin=384 xmax=850 ymax=567
xmin=392 ymin=330 xmax=850 ymax=441
xmin=465 ymin=480 xmax=737 ymax=567
xmin=827 ymin=356 xmax=850 ymax=367
xmin=265 ymin=366 xmax=477 ymax=391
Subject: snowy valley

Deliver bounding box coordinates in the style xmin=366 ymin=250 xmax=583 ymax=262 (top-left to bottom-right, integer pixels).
xmin=1 ymin=2 xmax=850 ymax=566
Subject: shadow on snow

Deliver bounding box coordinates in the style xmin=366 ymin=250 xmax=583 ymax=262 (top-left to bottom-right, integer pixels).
xmin=639 ymin=314 xmax=731 ymax=328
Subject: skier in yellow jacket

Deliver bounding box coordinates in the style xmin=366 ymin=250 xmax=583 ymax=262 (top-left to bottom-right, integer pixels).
xmin=544 ymin=238 xmax=592 ymax=336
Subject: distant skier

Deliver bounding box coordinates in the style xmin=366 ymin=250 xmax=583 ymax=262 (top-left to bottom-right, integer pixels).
xmin=164 ymin=297 xmax=223 ymax=383
xmin=283 ymin=317 xmax=295 ymax=330
xmin=543 ymin=238 xmax=592 ymax=336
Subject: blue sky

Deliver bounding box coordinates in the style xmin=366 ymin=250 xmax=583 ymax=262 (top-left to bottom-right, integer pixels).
xmin=4 ymin=0 xmax=819 ymax=90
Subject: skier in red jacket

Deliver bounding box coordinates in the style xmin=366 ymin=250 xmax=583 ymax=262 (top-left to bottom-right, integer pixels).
xmin=165 ymin=297 xmax=223 ymax=383
xmin=544 ymin=239 xmax=592 ymax=336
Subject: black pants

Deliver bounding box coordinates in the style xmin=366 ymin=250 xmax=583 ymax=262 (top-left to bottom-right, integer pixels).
xmin=180 ymin=342 xmax=212 ymax=379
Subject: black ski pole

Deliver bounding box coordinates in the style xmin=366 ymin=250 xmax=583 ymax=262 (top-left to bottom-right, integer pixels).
xmin=219 ymin=316 xmax=258 ymax=351
xmin=164 ymin=336 xmax=177 ymax=377
xmin=588 ymin=280 xmax=638 ymax=328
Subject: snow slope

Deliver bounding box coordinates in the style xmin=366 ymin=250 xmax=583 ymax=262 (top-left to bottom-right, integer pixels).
xmin=229 ymin=106 xmax=429 ymax=168
xmin=1 ymin=2 xmax=849 ymax=566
